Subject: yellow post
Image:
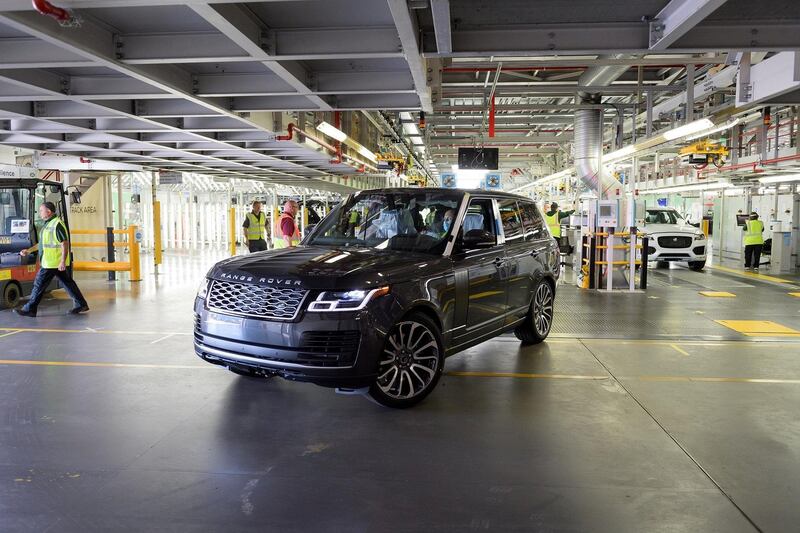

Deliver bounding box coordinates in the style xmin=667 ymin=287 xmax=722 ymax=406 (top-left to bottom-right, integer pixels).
xmin=153 ymin=200 xmax=162 ymax=266
xmin=228 ymin=206 xmax=236 ymax=256
xmin=702 ymin=218 xmax=710 ymax=237
xmin=129 ymin=225 xmax=141 ymax=281
xmin=302 ymin=204 xmax=309 ymax=234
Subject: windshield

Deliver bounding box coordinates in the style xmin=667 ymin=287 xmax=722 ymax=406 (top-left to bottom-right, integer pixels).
xmin=645 ymin=209 xmax=682 ymax=225
xmin=306 ymin=190 xmax=464 ymax=254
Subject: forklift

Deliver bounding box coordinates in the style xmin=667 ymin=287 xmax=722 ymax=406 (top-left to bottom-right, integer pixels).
xmin=0 ymin=174 xmax=73 ymax=309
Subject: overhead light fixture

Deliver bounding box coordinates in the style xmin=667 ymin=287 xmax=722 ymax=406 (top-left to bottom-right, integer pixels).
xmin=603 ymin=145 xmax=636 ymax=163
xmin=316 ymin=121 xmax=347 ymax=142
xmin=645 ymin=180 xmax=732 ymax=195
xmin=758 ymin=174 xmax=800 ymax=184
xmin=685 ymin=118 xmax=740 ymax=141
xmin=662 ymin=118 xmax=715 ymax=141
xmin=509 ymin=168 xmax=572 ymax=193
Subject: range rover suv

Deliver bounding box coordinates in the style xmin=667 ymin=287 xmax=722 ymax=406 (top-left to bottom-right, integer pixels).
xmin=643 ymin=207 xmax=708 ymax=271
xmin=194 ymin=188 xmax=559 ymax=407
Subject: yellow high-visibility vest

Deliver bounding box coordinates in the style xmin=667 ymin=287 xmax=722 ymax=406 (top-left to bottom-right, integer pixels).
xmin=40 ymin=216 xmax=69 ymax=269
xmin=544 ymin=211 xmax=561 ymax=238
xmin=743 ymin=219 xmax=764 ymax=246
xmin=245 ymin=212 xmax=266 ymax=241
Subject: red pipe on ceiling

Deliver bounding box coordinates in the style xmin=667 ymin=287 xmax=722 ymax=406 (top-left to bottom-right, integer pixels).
xmin=32 ymin=0 xmax=71 ymax=22
xmin=488 ymin=95 xmax=496 ymax=138
xmin=442 ymin=65 xmax=698 ymax=73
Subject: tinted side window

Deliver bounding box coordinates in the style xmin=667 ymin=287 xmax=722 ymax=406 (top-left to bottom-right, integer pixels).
xmin=498 ymin=199 xmax=523 ymax=241
xmin=520 ymin=201 xmax=547 ymax=240
xmin=462 ymin=198 xmax=497 ymax=242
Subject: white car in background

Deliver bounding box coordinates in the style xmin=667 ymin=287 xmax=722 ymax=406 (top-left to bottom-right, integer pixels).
xmin=643 ymin=207 xmax=708 ymax=271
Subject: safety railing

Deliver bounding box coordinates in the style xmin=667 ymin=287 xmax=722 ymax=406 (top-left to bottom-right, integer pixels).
xmin=580 ymin=231 xmax=649 ymax=291
xmin=71 ymin=225 xmax=141 ymax=282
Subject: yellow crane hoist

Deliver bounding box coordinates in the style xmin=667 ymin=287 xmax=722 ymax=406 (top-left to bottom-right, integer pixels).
xmin=679 ymin=140 xmax=729 ymax=170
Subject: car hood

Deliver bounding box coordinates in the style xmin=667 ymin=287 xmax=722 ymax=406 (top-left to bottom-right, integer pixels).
xmin=207 ymin=245 xmax=451 ymax=290
xmin=643 ymin=223 xmax=698 ymax=235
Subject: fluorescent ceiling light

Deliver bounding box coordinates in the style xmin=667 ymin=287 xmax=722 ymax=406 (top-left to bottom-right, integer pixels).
xmin=662 ymin=118 xmax=715 ymax=141
xmin=355 ymin=144 xmax=378 ymax=163
xmin=508 ymin=168 xmax=572 ymax=193
xmin=758 ymin=174 xmax=800 ymax=184
xmin=316 ymin=121 xmax=347 ymax=142
xmin=685 ymin=118 xmax=740 ymax=141
xmin=645 ymin=180 xmax=731 ymax=195
xmin=603 ymin=145 xmax=636 ymax=163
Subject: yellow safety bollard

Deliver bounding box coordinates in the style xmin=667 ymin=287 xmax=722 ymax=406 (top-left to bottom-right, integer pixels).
xmin=702 ymin=219 xmax=710 ymax=237
xmin=153 ymin=200 xmax=162 ymax=266
xmin=129 ymin=225 xmax=141 ymax=281
xmin=228 ymin=207 xmax=236 ymax=256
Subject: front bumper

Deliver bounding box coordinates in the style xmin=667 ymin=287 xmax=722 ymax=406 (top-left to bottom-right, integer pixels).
xmin=646 ymin=234 xmax=707 ymax=262
xmin=193 ymin=294 xmax=398 ymax=388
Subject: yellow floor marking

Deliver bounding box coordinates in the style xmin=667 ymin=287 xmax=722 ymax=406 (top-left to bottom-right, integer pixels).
xmin=447 ymin=371 xmax=607 ymax=380
xmin=716 ymin=320 xmax=800 ymax=335
xmin=0 ymin=359 xmax=210 ymax=369
xmin=0 ymin=327 xmax=190 ymax=336
xmin=635 ymin=375 xmax=800 ymax=384
xmin=708 ymin=264 xmax=794 ymax=284
xmin=789 ymin=292 xmax=800 ymax=298
xmin=699 ymin=291 xmax=737 ymax=297
xmin=669 ymin=343 xmax=690 ymax=356
xmin=743 ymin=332 xmax=800 ymax=338
xmin=0 ymin=330 xmax=21 ymax=338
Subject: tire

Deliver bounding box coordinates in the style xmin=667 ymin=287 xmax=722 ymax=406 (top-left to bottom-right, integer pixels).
xmin=2 ymin=282 xmax=21 ymax=309
xmin=369 ymin=312 xmax=444 ymax=408
xmin=688 ymin=260 xmax=706 ymax=271
xmin=514 ymin=279 xmax=554 ymax=345
xmin=227 ymin=364 xmax=275 ymax=379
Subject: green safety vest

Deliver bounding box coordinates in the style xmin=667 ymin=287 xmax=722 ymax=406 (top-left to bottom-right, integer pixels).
xmin=40 ymin=216 xmax=69 ymax=269
xmin=743 ymin=219 xmax=764 ymax=246
xmin=544 ymin=211 xmax=561 ymax=238
xmin=245 ymin=212 xmax=266 ymax=241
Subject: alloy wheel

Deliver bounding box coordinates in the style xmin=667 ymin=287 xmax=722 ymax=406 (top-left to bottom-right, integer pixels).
xmin=533 ymin=282 xmax=554 ymax=336
xmin=377 ymin=321 xmax=440 ymax=400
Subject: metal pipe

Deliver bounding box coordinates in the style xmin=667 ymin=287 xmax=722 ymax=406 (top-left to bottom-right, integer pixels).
xmin=573 ymin=55 xmax=632 ymax=199
xmin=32 ymin=0 xmax=70 ymax=23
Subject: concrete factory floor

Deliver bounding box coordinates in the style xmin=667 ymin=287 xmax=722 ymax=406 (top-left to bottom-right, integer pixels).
xmin=1 ymin=252 xmax=799 ymax=532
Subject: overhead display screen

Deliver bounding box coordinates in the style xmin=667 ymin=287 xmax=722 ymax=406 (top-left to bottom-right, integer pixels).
xmin=458 ymin=147 xmax=499 ymax=170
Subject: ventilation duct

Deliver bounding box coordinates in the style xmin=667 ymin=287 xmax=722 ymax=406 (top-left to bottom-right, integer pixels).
xmin=574 ymin=55 xmax=632 ymax=199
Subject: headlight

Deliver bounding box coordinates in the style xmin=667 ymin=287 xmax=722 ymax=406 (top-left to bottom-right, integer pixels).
xmin=308 ymin=286 xmax=389 ymax=312
xmin=197 ymin=278 xmax=210 ymax=300
xmin=694 ymin=231 xmax=706 ymax=241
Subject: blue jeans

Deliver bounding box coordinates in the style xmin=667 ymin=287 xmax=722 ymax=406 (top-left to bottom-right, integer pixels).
xmin=22 ymin=267 xmax=88 ymax=313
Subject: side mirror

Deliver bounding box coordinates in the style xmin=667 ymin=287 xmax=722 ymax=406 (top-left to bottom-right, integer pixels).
xmin=70 ymin=191 xmax=82 ymax=204
xmin=0 ymin=192 xmax=11 ymax=205
xmin=461 ymin=228 xmax=496 ymax=250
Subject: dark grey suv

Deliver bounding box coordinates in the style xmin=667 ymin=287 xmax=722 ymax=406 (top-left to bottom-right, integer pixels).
xmin=194 ymin=188 xmax=559 ymax=407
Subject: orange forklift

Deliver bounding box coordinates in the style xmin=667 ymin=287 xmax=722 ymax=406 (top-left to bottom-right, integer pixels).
xmin=0 ymin=174 xmax=73 ymax=309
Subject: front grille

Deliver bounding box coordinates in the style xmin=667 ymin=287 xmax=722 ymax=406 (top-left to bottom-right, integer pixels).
xmin=658 ymin=236 xmax=692 ymax=249
xmin=207 ymin=280 xmax=307 ymax=320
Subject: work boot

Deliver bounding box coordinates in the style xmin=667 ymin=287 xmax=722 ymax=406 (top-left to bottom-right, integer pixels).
xmin=69 ymin=305 xmax=90 ymax=315
xmin=14 ymin=308 xmax=36 ymax=317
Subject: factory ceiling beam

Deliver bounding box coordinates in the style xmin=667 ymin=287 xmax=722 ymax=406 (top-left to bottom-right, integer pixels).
xmin=423 ymin=21 xmax=800 ymax=56
xmin=387 ymin=0 xmax=432 ymax=112
xmin=430 ymin=0 xmax=452 ymax=55
xmin=649 ymin=0 xmax=729 ymax=50
xmin=187 ymin=3 xmax=330 ymax=111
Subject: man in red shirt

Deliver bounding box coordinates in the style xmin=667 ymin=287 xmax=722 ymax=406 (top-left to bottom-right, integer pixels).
xmin=275 ymin=200 xmax=300 ymax=248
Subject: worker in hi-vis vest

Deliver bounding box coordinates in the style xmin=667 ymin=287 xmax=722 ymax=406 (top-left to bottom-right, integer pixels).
xmin=274 ymin=200 xmax=301 ymax=249
xmin=543 ymin=202 xmax=575 ymax=243
xmin=16 ymin=201 xmax=89 ymax=317
xmin=242 ymin=200 xmax=269 ymax=253
xmin=743 ymin=211 xmax=765 ymax=271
